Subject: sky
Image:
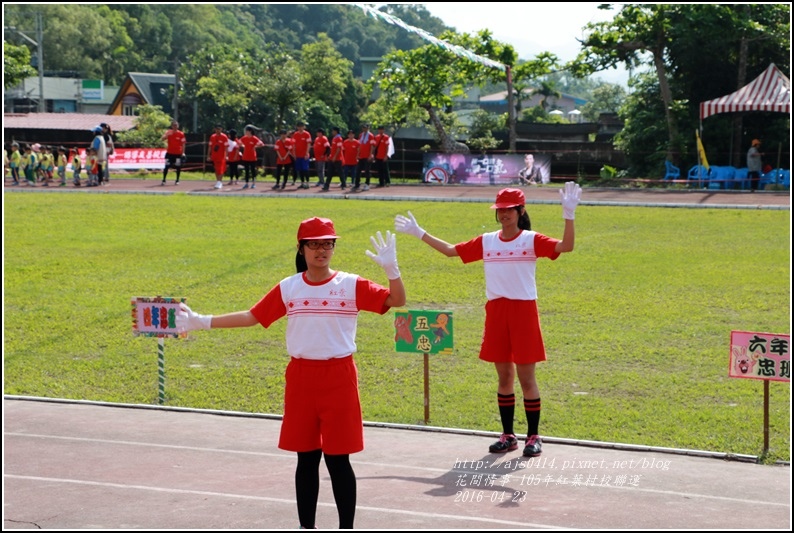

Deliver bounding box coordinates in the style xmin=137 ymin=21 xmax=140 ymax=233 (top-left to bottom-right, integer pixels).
xmin=419 ymin=2 xmax=630 ymax=87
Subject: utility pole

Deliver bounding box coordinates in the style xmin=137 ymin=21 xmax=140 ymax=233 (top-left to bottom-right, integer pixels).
xmin=4 ymin=11 xmax=45 ymax=113
xmin=36 ymin=12 xmax=44 ymax=112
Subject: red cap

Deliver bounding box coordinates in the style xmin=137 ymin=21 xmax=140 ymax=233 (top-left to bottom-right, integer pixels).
xmin=491 ymin=188 xmax=525 ymax=209
xmin=297 ymin=217 xmax=339 ymax=241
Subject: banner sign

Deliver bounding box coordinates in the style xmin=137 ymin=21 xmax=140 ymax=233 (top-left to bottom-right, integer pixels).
xmin=78 ymin=148 xmax=167 ymax=170
xmin=132 ymin=297 xmax=186 ymax=338
xmin=422 ymin=153 xmax=552 ymax=185
xmin=729 ymin=330 xmax=790 ymax=382
xmin=395 ymin=310 xmax=453 ymax=355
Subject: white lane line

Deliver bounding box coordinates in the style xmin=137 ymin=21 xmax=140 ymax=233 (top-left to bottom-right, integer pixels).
xmin=5 ymin=432 xmax=789 ymax=508
xmin=3 ymin=475 xmax=563 ymax=529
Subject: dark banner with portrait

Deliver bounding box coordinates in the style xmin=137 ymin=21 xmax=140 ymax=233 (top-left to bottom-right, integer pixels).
xmin=422 ymin=153 xmax=552 ymax=185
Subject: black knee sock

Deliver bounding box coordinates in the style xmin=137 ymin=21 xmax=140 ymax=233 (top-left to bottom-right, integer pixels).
xmin=524 ymin=397 xmax=541 ymax=437
xmin=498 ymin=393 xmax=515 ymax=435
xmin=296 ymin=449 xmax=322 ymax=529
xmin=324 ymin=453 xmax=356 ymax=529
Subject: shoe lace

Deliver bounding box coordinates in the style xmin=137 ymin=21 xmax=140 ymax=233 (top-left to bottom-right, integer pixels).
xmin=500 ymin=434 xmax=515 ymax=443
xmin=526 ymin=435 xmax=539 ymax=445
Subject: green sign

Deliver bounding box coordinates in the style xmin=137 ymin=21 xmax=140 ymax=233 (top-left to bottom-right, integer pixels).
xmin=394 ymin=310 xmax=453 ymax=355
xmin=82 ymin=79 xmax=104 ymax=100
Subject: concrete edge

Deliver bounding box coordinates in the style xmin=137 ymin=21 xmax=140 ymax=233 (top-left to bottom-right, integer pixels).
xmin=7 ymin=394 xmax=788 ymax=467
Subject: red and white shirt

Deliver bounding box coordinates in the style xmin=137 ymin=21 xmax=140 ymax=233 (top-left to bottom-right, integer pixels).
xmin=456 ymin=230 xmax=560 ymax=301
xmin=239 ymin=135 xmax=262 ymax=162
xmin=292 ymin=129 xmax=312 ymax=159
xmin=313 ymin=134 xmax=330 ymax=162
xmin=250 ymin=271 xmax=391 ymax=360
xmin=275 ymin=138 xmax=294 ymax=164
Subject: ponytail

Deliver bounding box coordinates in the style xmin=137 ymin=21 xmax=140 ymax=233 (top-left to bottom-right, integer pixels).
xmin=295 ymin=243 xmax=307 ymax=273
xmin=518 ymin=207 xmax=531 ymax=231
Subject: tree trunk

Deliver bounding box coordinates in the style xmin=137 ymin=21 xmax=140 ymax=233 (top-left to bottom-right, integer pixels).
xmin=652 ymin=48 xmax=679 ymax=164
xmin=732 ymin=27 xmax=750 ymax=167
xmin=506 ymin=65 xmax=516 ymax=153
xmin=425 ymin=105 xmax=469 ymax=154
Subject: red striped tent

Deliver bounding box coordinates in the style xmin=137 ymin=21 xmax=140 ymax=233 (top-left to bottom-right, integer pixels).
xmin=700 ymin=63 xmax=791 ymax=121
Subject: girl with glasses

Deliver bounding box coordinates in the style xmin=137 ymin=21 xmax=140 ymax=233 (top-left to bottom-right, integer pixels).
xmin=177 ymin=217 xmax=405 ymax=529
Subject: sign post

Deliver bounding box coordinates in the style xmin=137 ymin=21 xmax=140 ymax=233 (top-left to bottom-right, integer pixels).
xmin=728 ymin=330 xmax=790 ymax=454
xmin=394 ymin=310 xmax=453 ymax=424
xmin=131 ymin=296 xmax=186 ymax=404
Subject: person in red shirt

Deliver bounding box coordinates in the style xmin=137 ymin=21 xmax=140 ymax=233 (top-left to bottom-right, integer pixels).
xmin=207 ymin=125 xmax=229 ymax=190
xmin=312 ymin=128 xmax=331 ymax=189
xmin=373 ymin=125 xmax=392 ymax=187
xmin=161 ymin=121 xmax=186 ymax=186
xmin=274 ymin=130 xmax=295 ymax=190
xmin=291 ymin=122 xmax=312 ymax=189
xmin=354 ymin=124 xmax=376 ymax=192
xmin=226 ymin=129 xmax=241 ymax=186
xmin=175 ymin=216 xmax=405 ymax=530
xmin=394 ymin=184 xmax=582 ymax=459
xmin=327 ymin=127 xmax=345 ymax=190
xmin=239 ymin=125 xmax=265 ymax=189
xmin=341 ymin=130 xmax=360 ymax=192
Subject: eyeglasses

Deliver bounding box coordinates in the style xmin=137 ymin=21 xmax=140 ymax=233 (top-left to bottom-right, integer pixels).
xmin=304 ymin=241 xmax=336 ymax=250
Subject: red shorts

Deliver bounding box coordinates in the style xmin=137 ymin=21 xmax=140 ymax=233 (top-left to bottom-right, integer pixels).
xmin=479 ymin=298 xmax=547 ymax=364
xmin=212 ymin=157 xmax=227 ymax=176
xmin=279 ymin=355 xmax=364 ymax=455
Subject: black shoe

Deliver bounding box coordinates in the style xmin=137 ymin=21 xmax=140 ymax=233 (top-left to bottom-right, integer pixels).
xmin=523 ymin=435 xmax=542 ymax=457
xmin=489 ymin=434 xmax=518 ymax=453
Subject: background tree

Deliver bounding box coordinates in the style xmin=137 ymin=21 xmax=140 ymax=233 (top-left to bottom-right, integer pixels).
xmin=4 ymin=42 xmax=36 ymax=90
xmin=570 ymin=4 xmax=681 ymax=163
xmin=572 ymin=3 xmax=790 ymax=176
xmin=510 ymin=53 xmax=559 ymax=115
xmin=367 ymin=30 xmax=517 ymax=154
xmin=466 ymin=110 xmax=506 ymax=153
xmin=580 ymin=83 xmax=627 ymax=122
xmin=115 ymin=104 xmax=172 ymax=147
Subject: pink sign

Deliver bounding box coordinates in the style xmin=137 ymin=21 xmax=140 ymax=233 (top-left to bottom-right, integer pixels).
xmin=78 ymin=148 xmax=168 ymax=170
xmin=132 ymin=297 xmax=186 ymax=338
xmin=729 ymin=330 xmax=790 ymax=382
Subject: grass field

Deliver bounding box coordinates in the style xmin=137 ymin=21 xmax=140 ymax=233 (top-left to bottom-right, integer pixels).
xmin=3 ymin=191 xmax=791 ymax=462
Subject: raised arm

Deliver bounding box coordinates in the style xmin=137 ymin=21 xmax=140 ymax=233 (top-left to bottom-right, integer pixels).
xmin=555 ymin=181 xmax=582 ymax=254
xmin=394 ymin=211 xmax=459 ymax=257
xmin=365 ymin=230 xmax=406 ymax=308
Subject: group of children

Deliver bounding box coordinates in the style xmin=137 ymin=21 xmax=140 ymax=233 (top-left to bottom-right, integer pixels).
xmin=5 ymin=142 xmax=103 ymax=187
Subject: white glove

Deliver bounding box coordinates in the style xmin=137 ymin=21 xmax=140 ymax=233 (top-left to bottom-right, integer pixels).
xmin=560 ymin=181 xmax=582 ymax=220
xmin=365 ymin=230 xmax=401 ymax=280
xmin=394 ymin=211 xmax=426 ymax=239
xmin=176 ymin=303 xmax=212 ymax=333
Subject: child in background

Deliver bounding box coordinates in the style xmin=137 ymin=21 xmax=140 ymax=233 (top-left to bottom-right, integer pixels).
xmin=71 ymin=149 xmax=82 ymax=187
xmin=57 ymin=146 xmax=68 ymax=186
xmin=23 ymin=145 xmax=37 ymax=186
xmin=87 ymin=148 xmax=99 ymax=187
xmin=38 ymin=146 xmax=51 ymax=186
xmin=9 ymin=142 xmax=21 ymax=185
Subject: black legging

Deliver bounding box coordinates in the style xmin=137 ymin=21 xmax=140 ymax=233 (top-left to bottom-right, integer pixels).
xmin=242 ymin=161 xmax=257 ymax=183
xmin=227 ymin=161 xmax=239 ymax=182
xmin=296 ymin=450 xmax=356 ymax=529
